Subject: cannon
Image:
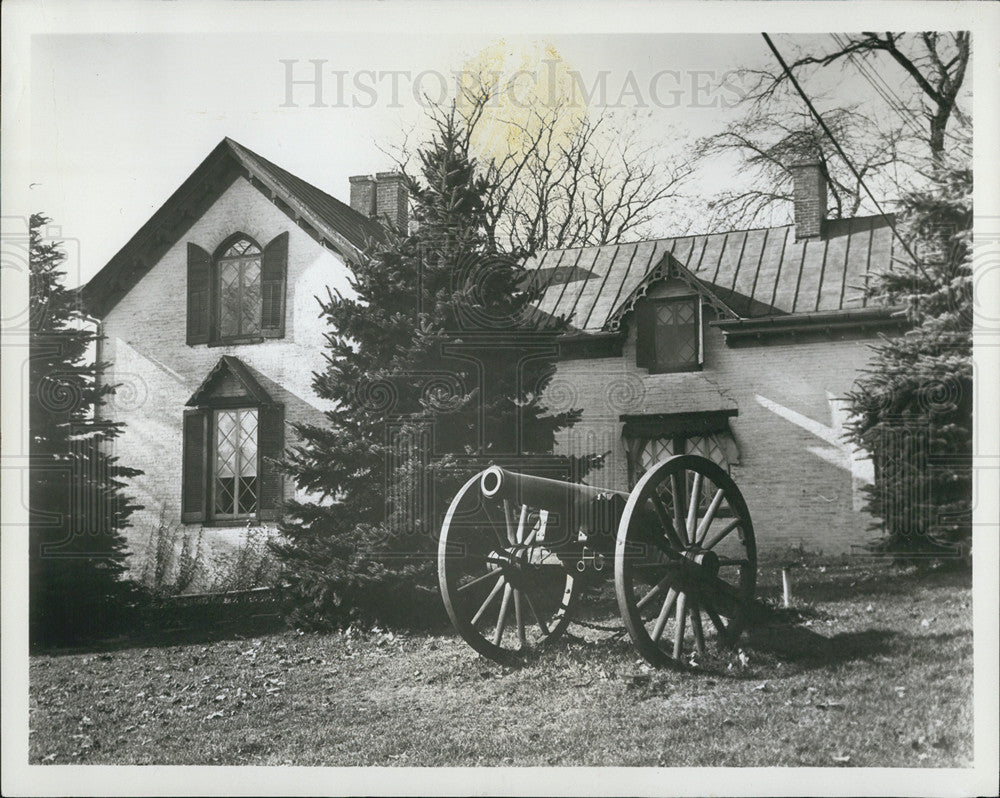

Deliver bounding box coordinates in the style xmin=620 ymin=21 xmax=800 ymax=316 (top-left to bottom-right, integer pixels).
xmin=437 ymin=455 xmax=756 ymax=666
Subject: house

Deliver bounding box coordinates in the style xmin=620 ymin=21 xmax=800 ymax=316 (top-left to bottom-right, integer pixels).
xmin=83 ymin=138 xmax=903 ymax=585
xmin=528 ymin=161 xmax=905 ymax=554
xmin=82 ymin=138 xmax=405 ymax=581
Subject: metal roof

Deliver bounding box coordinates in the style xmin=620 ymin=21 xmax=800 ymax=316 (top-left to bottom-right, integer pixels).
xmin=527 ymin=215 xmax=896 ymax=332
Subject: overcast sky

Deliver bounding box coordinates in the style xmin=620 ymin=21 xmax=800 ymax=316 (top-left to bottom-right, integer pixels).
xmin=10 ymin=4 xmax=978 ymax=288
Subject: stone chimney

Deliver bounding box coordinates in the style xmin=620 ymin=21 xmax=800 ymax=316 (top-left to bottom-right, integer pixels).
xmin=348 ymin=172 xmax=409 ymax=234
xmin=789 ymin=159 xmax=827 ymax=240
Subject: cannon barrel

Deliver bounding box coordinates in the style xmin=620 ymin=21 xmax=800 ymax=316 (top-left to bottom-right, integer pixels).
xmin=479 ymin=466 xmax=630 ymax=545
xmin=479 ymin=466 xmax=628 ymax=508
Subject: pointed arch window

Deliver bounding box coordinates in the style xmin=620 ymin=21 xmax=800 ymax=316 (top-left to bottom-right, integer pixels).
xmin=186 ymin=232 xmax=289 ymax=346
xmin=218 ymin=237 xmax=262 ymax=339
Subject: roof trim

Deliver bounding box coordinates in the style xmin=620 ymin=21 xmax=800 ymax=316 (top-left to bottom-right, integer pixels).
xmin=186 ymin=355 xmax=274 ymax=407
xmin=710 ymin=305 xmax=904 ymax=330
xmin=83 ymin=138 xmax=382 ymax=318
xmin=620 ymin=409 xmax=738 ymax=439
xmin=710 ymin=305 xmax=909 ymax=344
xmin=604 ymin=251 xmax=739 ymax=332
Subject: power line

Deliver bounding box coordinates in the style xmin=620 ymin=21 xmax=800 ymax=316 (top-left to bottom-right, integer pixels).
xmin=761 ymin=33 xmax=925 ymax=279
xmin=829 ymin=33 xmax=925 ymax=143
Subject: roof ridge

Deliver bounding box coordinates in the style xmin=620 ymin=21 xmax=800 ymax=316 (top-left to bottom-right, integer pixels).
xmin=530 ymin=214 xmax=895 ymax=259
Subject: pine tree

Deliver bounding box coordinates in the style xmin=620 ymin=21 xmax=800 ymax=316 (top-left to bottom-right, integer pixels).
xmin=271 ymin=108 xmax=589 ymax=628
xmin=29 ymin=214 xmax=141 ymax=645
xmin=845 ymin=160 xmax=972 ymax=555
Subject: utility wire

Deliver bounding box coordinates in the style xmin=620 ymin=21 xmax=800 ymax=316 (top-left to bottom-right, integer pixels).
xmin=829 ymin=33 xmax=924 ymax=142
xmin=761 ymin=32 xmax=926 ymax=279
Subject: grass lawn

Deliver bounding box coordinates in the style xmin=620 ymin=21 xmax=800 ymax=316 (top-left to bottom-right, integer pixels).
xmin=28 ymin=557 xmax=972 ymax=767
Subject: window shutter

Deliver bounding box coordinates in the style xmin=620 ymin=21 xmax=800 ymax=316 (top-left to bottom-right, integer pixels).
xmin=181 ymin=409 xmax=208 ymax=523
xmin=186 ymin=243 xmax=212 ymax=345
xmin=634 ymin=299 xmax=655 ymax=368
xmin=261 ymin=232 xmax=288 ymax=338
xmin=258 ymin=404 xmax=285 ymax=520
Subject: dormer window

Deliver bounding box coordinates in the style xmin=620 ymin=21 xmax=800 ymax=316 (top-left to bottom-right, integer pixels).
xmin=186 ymin=232 xmax=288 ymax=346
xmin=635 ymin=295 xmax=702 ymax=373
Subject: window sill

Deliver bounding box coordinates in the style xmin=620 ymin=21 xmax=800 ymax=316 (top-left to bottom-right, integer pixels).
xmin=207 ymin=337 xmax=266 ymax=348
xmin=645 ymin=363 xmax=703 ymax=375
xmin=182 ymin=518 xmax=273 ymax=528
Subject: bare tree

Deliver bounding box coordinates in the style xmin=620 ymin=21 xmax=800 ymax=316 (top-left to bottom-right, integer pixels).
xmin=699 ymin=103 xmax=904 ymax=231
xmin=391 ymin=76 xmax=692 ymax=256
xmin=749 ymin=32 xmax=970 ymax=163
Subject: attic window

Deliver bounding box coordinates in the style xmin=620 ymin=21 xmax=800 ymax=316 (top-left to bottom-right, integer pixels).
xmin=186 ymin=232 xmax=289 ymax=346
xmin=635 ymin=296 xmax=702 ymax=373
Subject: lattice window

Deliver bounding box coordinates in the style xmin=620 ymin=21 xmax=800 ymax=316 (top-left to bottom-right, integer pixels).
xmin=653 ymin=300 xmax=698 ymax=368
xmin=628 ymin=431 xmax=732 ymax=488
xmin=217 ymin=238 xmax=262 ymax=339
xmin=639 ymin=436 xmax=676 ymax=472
xmin=686 ymin=433 xmax=729 ymax=469
xmin=636 ymin=296 xmax=701 ymax=373
xmin=213 ymin=408 xmax=259 ymax=518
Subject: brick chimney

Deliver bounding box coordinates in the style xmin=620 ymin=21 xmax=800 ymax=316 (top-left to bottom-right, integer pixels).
xmin=349 ymin=172 xmax=409 ymax=234
xmin=375 ymin=171 xmax=409 ymax=234
xmin=349 ymin=175 xmax=376 ymax=218
xmin=789 ymin=159 xmax=827 ymax=240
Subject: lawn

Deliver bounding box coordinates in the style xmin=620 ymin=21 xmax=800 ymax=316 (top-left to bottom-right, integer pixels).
xmin=28 ymin=557 xmax=972 ymax=767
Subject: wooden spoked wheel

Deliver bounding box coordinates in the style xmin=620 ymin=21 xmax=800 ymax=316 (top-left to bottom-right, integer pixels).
xmin=438 ymin=474 xmax=577 ymax=664
xmin=614 ymin=455 xmax=756 ymax=668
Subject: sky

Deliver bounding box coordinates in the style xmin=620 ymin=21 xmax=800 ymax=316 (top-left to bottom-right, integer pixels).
xmin=7 ymin=2 xmax=977 ymax=293
xmin=22 ymin=27 xmax=910 ymax=286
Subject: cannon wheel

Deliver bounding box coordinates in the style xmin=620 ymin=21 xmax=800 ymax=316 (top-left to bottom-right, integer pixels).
xmin=615 ymin=455 xmax=756 ymax=668
xmin=438 ymin=473 xmax=578 ymax=664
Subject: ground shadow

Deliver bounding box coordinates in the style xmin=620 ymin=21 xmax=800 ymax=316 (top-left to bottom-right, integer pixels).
xmin=744 ymin=623 xmax=899 ymax=669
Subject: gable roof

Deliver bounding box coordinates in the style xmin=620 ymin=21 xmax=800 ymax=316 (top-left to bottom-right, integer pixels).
xmin=527 ymin=215 xmax=897 ymax=333
xmin=83 ymin=137 xmax=384 ymax=318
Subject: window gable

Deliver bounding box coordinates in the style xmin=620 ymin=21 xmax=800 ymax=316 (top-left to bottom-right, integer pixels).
xmin=635 ymin=295 xmax=702 ymax=373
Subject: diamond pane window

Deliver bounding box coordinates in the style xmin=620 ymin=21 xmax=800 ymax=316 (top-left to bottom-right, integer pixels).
xmin=686 ymin=433 xmax=729 ymax=469
xmin=213 ymin=408 xmax=258 ymax=518
xmin=217 ymin=237 xmax=263 ymax=339
xmin=639 ymin=436 xmax=675 ymax=472
xmin=638 ymin=296 xmax=700 ymax=373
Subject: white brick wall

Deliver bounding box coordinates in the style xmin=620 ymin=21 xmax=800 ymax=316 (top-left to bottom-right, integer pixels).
xmin=101 ymin=176 xmax=353 ymax=577
xmin=546 ymin=283 xmax=885 ymax=556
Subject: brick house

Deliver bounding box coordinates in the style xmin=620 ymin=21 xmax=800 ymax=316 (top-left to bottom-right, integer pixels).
xmin=526 ymin=161 xmax=904 ymax=554
xmin=83 ymin=139 xmax=902 ymax=580
xmin=82 ymin=138 xmax=405 ymax=577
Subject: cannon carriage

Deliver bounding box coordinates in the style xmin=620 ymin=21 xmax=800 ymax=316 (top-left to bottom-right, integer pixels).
xmin=437 ymin=455 xmax=756 ymax=666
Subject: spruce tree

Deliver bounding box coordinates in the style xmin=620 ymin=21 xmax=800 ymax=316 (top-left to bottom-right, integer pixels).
xmin=845 ymin=161 xmax=972 ymax=555
xmin=29 ymin=214 xmax=141 ymax=645
xmin=272 ymin=108 xmax=588 ymax=627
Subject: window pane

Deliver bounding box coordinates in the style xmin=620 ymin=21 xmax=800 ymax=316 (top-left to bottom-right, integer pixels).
xmin=219 ymin=261 xmax=242 ymax=337
xmin=639 ymin=436 xmax=675 ymax=471
xmin=224 ymin=238 xmax=261 ymax=258
xmin=214 ymin=408 xmax=258 ymax=518
xmin=686 ymin=433 xmax=728 ymax=469
xmin=237 ymin=409 xmax=258 ymax=476
xmin=217 ymin=247 xmax=262 ymax=338
xmin=215 ymin=477 xmax=235 ymax=515
xmin=652 ymin=299 xmax=698 ymax=371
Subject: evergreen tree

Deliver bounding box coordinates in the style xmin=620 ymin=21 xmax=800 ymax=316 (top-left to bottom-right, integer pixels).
xmin=29 ymin=214 xmax=141 ymax=645
xmin=272 ymin=108 xmax=589 ymax=628
xmin=845 ymin=159 xmax=972 ymax=555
